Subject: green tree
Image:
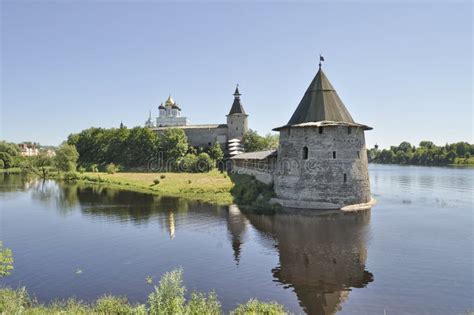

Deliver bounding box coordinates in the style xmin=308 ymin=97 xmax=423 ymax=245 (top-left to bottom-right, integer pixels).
xmin=0 ymin=241 xmax=13 ymax=277
xmin=195 ymin=153 xmax=214 ymax=173
xmin=123 ymin=127 xmax=159 ymax=167
xmin=397 ymin=141 xmax=414 ymax=153
xmin=454 ymin=142 xmax=470 ymax=156
xmin=379 ymin=149 xmax=395 ymax=163
xmin=0 ymin=141 xmax=20 ymax=157
xmin=419 ymin=141 xmax=434 ymax=149
xmin=30 ymin=151 xmax=54 ymax=178
xmin=263 ymin=133 xmax=279 ymax=150
xmin=0 ymin=152 xmax=13 ymax=169
xmin=178 ymin=154 xmax=199 ymax=172
xmin=208 ymin=142 xmax=224 ymax=162
xmin=54 ymin=144 xmax=79 ymax=172
xmin=242 ymin=130 xmax=278 ymax=152
xmin=160 ymin=128 xmax=189 ymax=164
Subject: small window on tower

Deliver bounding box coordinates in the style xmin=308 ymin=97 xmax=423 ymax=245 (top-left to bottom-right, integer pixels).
xmin=357 ymin=151 xmax=360 ymax=159
xmin=344 ymin=174 xmax=347 ymax=183
xmin=303 ymin=146 xmax=309 ymax=160
xmin=333 ymin=151 xmax=336 ymax=159
xmin=319 ymin=127 xmax=323 ymax=134
xmin=348 ymin=127 xmax=352 ymax=134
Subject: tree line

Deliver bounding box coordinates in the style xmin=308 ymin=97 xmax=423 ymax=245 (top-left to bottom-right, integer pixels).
xmin=368 ymin=141 xmax=473 ymax=166
xmin=66 ymin=126 xmax=223 ymax=172
xmin=1 ymin=127 xmax=279 ymax=174
xmin=0 ymin=140 xmax=79 ymax=176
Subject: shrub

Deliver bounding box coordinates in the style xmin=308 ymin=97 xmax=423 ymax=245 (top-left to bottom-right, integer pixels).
xmin=106 ymin=163 xmax=119 ymax=174
xmin=0 ymin=241 xmax=14 ymax=277
xmin=0 ymin=269 xmax=287 ymax=314
xmin=77 ymin=166 xmax=86 ymax=173
xmin=0 ymin=159 xmax=4 ymax=169
xmin=63 ymin=172 xmax=80 ymax=182
xmin=230 ymin=175 xmax=276 ymax=209
xmin=179 ymin=154 xmax=199 ymax=173
xmin=195 ymin=153 xmax=214 ymax=173
xmin=153 ymin=179 xmax=160 ymax=185
xmin=186 ymin=291 xmax=221 ymax=315
xmin=231 ymin=299 xmax=288 ymax=315
xmin=95 ymin=295 xmax=133 ymax=314
xmin=160 ymin=174 xmax=166 ymax=179
xmin=188 ymin=180 xmax=192 ymax=184
xmin=89 ymin=164 xmax=99 ymax=173
xmin=0 ymin=287 xmax=32 ymax=313
xmin=148 ymin=268 xmax=185 ymax=315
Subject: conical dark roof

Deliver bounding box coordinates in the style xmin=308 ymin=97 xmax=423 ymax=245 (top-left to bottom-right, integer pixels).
xmin=228 ymin=85 xmax=246 ymax=115
xmin=287 ymin=68 xmax=354 ymax=125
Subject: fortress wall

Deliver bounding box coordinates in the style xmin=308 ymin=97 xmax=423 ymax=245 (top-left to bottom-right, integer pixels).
xmin=184 ymin=127 xmax=228 ymax=147
xmin=233 ymin=165 xmax=274 ymax=185
xmin=273 ymin=126 xmax=371 ymax=209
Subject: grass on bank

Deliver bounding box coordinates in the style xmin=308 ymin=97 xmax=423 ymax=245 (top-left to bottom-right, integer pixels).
xmin=78 ymin=170 xmax=235 ymax=205
xmin=452 ymin=157 xmax=474 ymax=165
xmin=0 ymin=168 xmax=23 ymax=173
xmin=0 ymin=269 xmax=288 ymax=315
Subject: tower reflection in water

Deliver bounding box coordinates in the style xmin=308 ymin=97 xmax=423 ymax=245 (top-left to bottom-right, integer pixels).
xmin=227 ymin=206 xmax=374 ymax=315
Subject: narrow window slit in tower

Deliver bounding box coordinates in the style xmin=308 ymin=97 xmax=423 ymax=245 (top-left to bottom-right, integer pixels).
xmin=303 ymin=147 xmax=309 ymax=160
xmin=319 ymin=127 xmax=323 ymax=134
xmin=333 ymin=151 xmax=336 ymax=159
xmin=344 ymin=174 xmax=347 ymax=183
xmin=357 ymin=151 xmax=360 ymax=159
xmin=348 ymin=127 xmax=352 ymax=134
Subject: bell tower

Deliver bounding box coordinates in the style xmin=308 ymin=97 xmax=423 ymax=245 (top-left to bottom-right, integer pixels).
xmin=226 ymin=85 xmax=248 ymax=140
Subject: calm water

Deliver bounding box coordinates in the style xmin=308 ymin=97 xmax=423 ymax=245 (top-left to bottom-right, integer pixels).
xmin=0 ymin=165 xmax=472 ymax=314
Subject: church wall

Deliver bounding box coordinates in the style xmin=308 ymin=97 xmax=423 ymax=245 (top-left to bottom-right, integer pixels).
xmin=273 ymin=126 xmax=371 ymax=209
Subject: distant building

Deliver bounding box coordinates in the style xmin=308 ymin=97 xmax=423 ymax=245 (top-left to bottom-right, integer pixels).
xmin=232 ymin=61 xmax=374 ymax=210
xmin=145 ymin=86 xmax=249 ymax=150
xmin=18 ymin=143 xmax=39 ymax=156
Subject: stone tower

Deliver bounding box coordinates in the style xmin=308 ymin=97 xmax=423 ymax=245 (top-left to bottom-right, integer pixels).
xmin=226 ymin=85 xmax=248 ymax=140
xmin=272 ymin=64 xmax=373 ymax=210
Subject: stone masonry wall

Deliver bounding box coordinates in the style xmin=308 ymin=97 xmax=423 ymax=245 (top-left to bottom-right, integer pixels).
xmin=155 ymin=126 xmax=228 ymax=148
xmin=227 ymin=114 xmax=248 ymax=140
xmin=273 ymin=126 xmax=371 ymax=208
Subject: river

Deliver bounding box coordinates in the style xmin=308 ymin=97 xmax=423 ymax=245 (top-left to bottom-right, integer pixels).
xmin=0 ymin=164 xmax=472 ymax=314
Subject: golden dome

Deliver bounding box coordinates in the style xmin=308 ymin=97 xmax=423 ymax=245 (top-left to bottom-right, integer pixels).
xmin=165 ymin=95 xmax=175 ymax=106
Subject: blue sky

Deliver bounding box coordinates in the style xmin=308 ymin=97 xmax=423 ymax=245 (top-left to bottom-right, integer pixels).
xmin=1 ymin=1 xmax=472 ymax=148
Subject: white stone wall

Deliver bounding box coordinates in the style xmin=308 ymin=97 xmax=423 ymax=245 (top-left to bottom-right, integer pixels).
xmin=273 ymin=126 xmax=371 ymax=209
xmin=156 ymin=116 xmax=189 ymax=127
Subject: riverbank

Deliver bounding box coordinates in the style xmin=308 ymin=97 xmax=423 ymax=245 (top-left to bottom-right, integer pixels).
xmin=0 ymin=269 xmax=288 ymax=315
xmin=78 ymin=170 xmax=235 ymax=205
xmin=0 ymin=168 xmax=23 ymax=173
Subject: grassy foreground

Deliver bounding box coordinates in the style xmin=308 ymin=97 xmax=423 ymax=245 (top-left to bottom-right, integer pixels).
xmin=0 ymin=269 xmax=288 ymax=315
xmin=78 ymin=170 xmax=235 ymax=205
